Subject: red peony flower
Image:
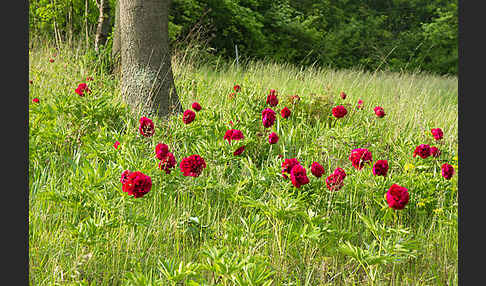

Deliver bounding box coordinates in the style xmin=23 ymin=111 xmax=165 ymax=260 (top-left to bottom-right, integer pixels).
xmin=182 ymin=109 xmax=196 ymax=124
xmin=224 ymin=129 xmax=244 ymax=144
xmin=374 ymin=106 xmax=385 ymax=118
xmin=262 ymin=108 xmax=276 ymax=128
xmin=114 ymin=141 xmax=120 ymax=149
xmin=290 ymin=164 xmax=310 ymax=188
xmin=280 ymin=107 xmax=291 ymax=119
xmin=159 ymin=152 xmax=176 ymax=174
xmin=431 ymin=128 xmax=444 ymax=140
xmin=326 ymin=173 xmax=344 ymax=191
xmin=349 ymin=148 xmax=373 ymax=170
xmin=281 ymin=158 xmax=300 ymax=179
xmin=233 ymin=145 xmax=245 ymax=156
xmin=430 ymin=146 xmax=441 ymax=158
xmin=340 ymin=91 xmax=347 ymax=99
xmin=413 ymin=144 xmax=431 ymax=159
xmin=32 ymin=98 xmax=39 ymax=103
xmin=441 ymin=163 xmax=455 ymax=180
xmin=372 ymin=160 xmax=389 ymax=177
xmin=192 ymin=102 xmax=202 ymax=112
xmin=333 ymin=167 xmax=346 ymax=180
xmin=267 ymin=93 xmax=279 ymax=107
xmin=121 ymin=171 xmax=152 ymax=198
xmin=332 ymin=105 xmax=348 ymax=118
xmin=75 ymin=83 xmax=91 ymax=96
xmin=234 ymin=84 xmax=241 ymax=92
xmin=139 ymin=117 xmax=155 ymax=137
xmin=180 ymin=155 xmax=206 ymax=177
xmin=268 ymin=132 xmax=279 ymax=144
xmin=310 ymin=162 xmax=325 ymax=178
xmin=155 ymin=143 xmax=169 ymax=160
xmin=386 ymin=184 xmax=409 ymax=210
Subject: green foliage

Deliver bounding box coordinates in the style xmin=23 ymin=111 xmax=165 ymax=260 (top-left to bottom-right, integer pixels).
xmin=29 ymin=43 xmax=457 ymax=285
xmin=29 ymin=0 xmax=457 ymax=75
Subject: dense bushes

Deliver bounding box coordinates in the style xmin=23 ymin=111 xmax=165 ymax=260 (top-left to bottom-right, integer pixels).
xmin=29 ymin=0 xmax=457 ymax=75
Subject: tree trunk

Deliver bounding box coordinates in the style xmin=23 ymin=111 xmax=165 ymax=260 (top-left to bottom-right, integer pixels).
xmin=120 ymin=0 xmax=182 ymax=117
xmin=112 ymin=0 xmax=121 ymax=74
xmin=95 ymin=0 xmax=111 ymax=52
xmin=85 ymin=0 xmax=89 ymax=49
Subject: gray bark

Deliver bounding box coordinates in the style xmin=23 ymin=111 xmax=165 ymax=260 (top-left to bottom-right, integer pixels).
xmin=120 ymin=0 xmax=182 ymax=117
xmin=94 ymin=0 xmax=111 ymax=52
xmin=112 ymin=0 xmax=121 ymax=73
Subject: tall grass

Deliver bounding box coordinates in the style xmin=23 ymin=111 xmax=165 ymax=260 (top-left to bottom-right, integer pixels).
xmin=29 ymin=39 xmax=457 ymax=285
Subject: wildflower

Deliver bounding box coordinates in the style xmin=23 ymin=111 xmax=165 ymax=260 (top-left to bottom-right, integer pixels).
xmin=180 ymin=155 xmax=206 ymax=177
xmin=431 ymin=128 xmax=444 ymax=140
xmin=332 ymin=105 xmax=348 ymax=118
xmin=357 ymin=99 xmax=363 ymax=109
xmin=49 ymin=58 xmax=55 ymax=63
xmin=29 ymin=80 xmax=33 ymax=84
xmin=121 ymin=171 xmax=152 ymax=198
xmin=326 ymin=173 xmax=344 ymax=191
xmin=310 ymin=162 xmax=325 ymax=178
xmin=404 ymin=163 xmax=415 ymax=172
xmin=32 ymin=98 xmax=39 ymax=103
xmin=413 ymin=144 xmax=431 ymax=159
xmin=430 ymin=146 xmax=441 ymax=158
xmin=114 ymin=141 xmax=120 ymax=149
xmin=290 ymin=164 xmax=310 ymax=188
xmin=155 ymin=143 xmax=169 ymax=160
xmin=139 ymin=117 xmax=155 ymax=137
xmin=182 ymin=109 xmax=196 ymax=124
xmin=233 ymin=145 xmax=245 ymax=156
xmin=159 ymin=152 xmax=176 ymax=174
xmin=386 ymin=184 xmax=409 ymax=210
xmin=268 ymin=132 xmax=279 ymax=144
xmin=192 ymin=102 xmax=202 ymax=112
xmin=229 ymin=92 xmax=236 ymax=99
xmin=374 ymin=106 xmax=385 ymax=118
xmin=266 ymin=93 xmax=278 ymax=107
xmin=441 ymin=163 xmax=455 ymax=180
xmin=340 ymin=91 xmax=347 ymax=99
xmin=333 ymin=167 xmax=346 ymax=180
xmin=349 ymin=148 xmax=373 ymax=170
xmin=262 ymin=108 xmax=276 ymax=128
xmin=224 ymin=129 xmax=244 ymax=144
xmin=75 ymin=83 xmax=91 ymax=96
xmin=234 ymin=84 xmax=241 ymax=92
xmin=280 ymin=107 xmax=291 ymax=119
xmin=281 ymin=158 xmax=300 ymax=179
xmin=372 ymin=160 xmax=389 ymax=177
xmin=86 ymin=76 xmax=94 ymax=81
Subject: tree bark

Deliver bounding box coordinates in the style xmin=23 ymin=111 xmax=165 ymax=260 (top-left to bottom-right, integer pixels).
xmin=120 ymin=0 xmax=182 ymax=117
xmin=94 ymin=0 xmax=111 ymax=52
xmin=112 ymin=0 xmax=121 ymax=74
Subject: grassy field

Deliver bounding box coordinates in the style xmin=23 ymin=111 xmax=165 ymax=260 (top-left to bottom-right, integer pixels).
xmin=29 ymin=41 xmax=458 ymax=285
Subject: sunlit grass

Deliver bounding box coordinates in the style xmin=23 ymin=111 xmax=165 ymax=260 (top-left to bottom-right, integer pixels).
xmin=29 ymin=40 xmax=457 ymax=285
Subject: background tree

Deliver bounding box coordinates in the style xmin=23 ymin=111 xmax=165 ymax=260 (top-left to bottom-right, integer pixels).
xmin=94 ymin=0 xmax=111 ymax=52
xmin=119 ymin=0 xmax=182 ymax=117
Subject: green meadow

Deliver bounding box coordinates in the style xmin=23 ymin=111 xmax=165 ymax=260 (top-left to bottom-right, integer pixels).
xmin=29 ymin=41 xmax=457 ymax=285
